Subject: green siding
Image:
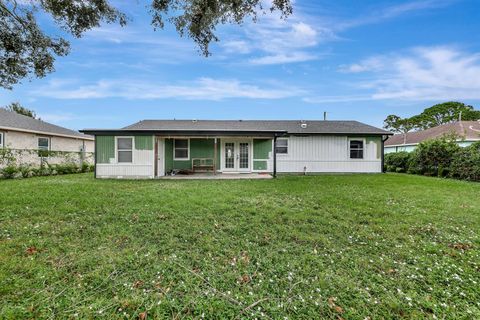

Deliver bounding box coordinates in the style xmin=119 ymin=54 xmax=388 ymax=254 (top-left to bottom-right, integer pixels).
xmin=253 ymin=139 xmax=272 ymax=159
xmin=165 ymin=138 xmax=221 ymax=171
xmin=366 ymin=136 xmax=382 ymax=159
xmin=253 ymin=160 xmax=268 ymax=170
xmin=96 ymin=136 xmax=115 ymax=164
xmin=135 ymin=136 xmax=153 ymax=150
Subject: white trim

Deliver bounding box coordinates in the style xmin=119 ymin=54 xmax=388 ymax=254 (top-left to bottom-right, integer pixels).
xmin=37 ymin=136 xmax=51 ymax=151
xmin=348 ymin=137 xmax=365 ymax=160
xmin=386 ymin=138 xmax=480 ymax=148
xmin=0 ymin=131 xmax=4 ymax=147
xmin=173 ymin=138 xmax=190 ymax=161
xmin=115 ymin=136 xmax=134 ymax=164
xmin=0 ymin=126 xmax=93 ymax=141
xmin=220 ymin=138 xmax=252 ymax=172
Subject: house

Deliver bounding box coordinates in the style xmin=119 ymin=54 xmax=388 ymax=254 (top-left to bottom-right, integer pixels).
xmin=0 ymin=108 xmax=94 ymax=167
xmin=384 ymin=121 xmax=480 ymax=154
xmin=81 ymin=119 xmax=392 ymax=179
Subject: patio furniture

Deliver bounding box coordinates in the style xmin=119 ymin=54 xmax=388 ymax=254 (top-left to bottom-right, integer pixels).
xmin=192 ymin=158 xmax=215 ymax=173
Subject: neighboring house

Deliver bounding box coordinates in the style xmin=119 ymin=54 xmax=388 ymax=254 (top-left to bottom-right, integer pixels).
xmin=0 ymin=108 xmax=94 ymax=167
xmin=81 ymin=119 xmax=392 ymax=179
xmin=384 ymin=121 xmax=480 ymax=154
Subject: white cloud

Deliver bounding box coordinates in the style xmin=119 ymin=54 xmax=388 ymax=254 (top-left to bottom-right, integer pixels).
xmin=250 ymin=52 xmax=317 ymax=65
xmin=31 ymin=77 xmax=305 ymax=101
xmin=310 ymin=46 xmax=480 ymax=103
xmin=38 ymin=113 xmax=77 ymax=123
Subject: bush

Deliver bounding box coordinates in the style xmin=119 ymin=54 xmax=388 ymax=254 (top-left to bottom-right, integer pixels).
xmin=0 ymin=162 xmax=93 ymax=179
xmin=409 ymin=138 xmax=461 ymax=177
xmin=385 ymin=152 xmax=411 ymax=173
xmin=450 ymin=142 xmax=480 ymax=181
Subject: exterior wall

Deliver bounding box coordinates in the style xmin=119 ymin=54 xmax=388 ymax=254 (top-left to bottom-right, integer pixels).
xmin=95 ymin=135 xmax=155 ymax=179
xmin=164 ymin=138 xmax=221 ymax=172
xmin=0 ymin=129 xmax=94 ymax=167
xmin=276 ymin=135 xmax=382 ymax=173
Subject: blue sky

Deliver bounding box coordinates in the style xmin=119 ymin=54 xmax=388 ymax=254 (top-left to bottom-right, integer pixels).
xmin=2 ymin=0 xmax=480 ymax=130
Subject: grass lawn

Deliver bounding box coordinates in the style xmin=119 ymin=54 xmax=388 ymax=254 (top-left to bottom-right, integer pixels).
xmin=0 ymin=173 xmax=479 ymax=319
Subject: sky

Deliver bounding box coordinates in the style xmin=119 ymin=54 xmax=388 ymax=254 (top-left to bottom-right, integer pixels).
xmin=1 ymin=0 xmax=480 ymax=130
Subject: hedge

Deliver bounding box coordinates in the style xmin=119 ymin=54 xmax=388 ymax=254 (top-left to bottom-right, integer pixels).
xmin=385 ymin=138 xmax=480 ymax=182
xmin=0 ymin=162 xmax=94 ymax=179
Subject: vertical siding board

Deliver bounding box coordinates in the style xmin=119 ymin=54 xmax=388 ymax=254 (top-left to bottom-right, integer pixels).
xmin=96 ymin=136 xmax=115 ymax=164
xmin=135 ymin=136 xmax=153 ymax=150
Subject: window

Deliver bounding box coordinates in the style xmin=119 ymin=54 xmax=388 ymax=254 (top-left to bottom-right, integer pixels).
xmin=174 ymin=139 xmax=189 ymax=160
xmin=117 ymin=137 xmax=133 ymax=163
xmin=0 ymin=132 xmax=4 ymax=147
xmin=275 ymin=138 xmax=288 ymax=154
xmin=38 ymin=137 xmax=50 ymax=157
xmin=349 ymin=139 xmax=364 ymax=159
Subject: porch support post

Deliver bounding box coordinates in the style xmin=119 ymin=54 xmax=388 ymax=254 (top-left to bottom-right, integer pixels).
xmin=213 ymin=137 xmax=217 ymax=175
xmin=273 ymin=135 xmax=277 ymax=178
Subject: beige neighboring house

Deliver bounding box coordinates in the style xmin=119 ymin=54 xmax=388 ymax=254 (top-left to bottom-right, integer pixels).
xmin=0 ymin=108 xmax=94 ymax=167
xmin=385 ymin=121 xmax=480 ymax=153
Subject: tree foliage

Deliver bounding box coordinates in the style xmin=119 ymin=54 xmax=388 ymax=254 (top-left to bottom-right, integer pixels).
xmin=5 ymin=101 xmax=37 ymax=118
xmin=383 ymin=101 xmax=480 ymax=133
xmin=0 ymin=0 xmax=292 ymax=89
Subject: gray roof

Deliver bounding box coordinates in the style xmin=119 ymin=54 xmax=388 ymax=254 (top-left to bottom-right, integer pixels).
xmin=82 ymin=119 xmax=391 ymax=135
xmin=0 ymin=108 xmax=93 ymax=140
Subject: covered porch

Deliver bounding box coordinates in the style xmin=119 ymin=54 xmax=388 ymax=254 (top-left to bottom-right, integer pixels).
xmin=155 ymin=135 xmax=279 ymax=177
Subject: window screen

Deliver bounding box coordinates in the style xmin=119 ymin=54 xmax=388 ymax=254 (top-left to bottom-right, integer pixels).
xmin=174 ymin=139 xmax=189 ymax=159
xmin=117 ymin=137 xmax=133 ymax=163
xmin=275 ymin=138 xmax=288 ymax=154
xmin=349 ymin=140 xmax=364 ymax=159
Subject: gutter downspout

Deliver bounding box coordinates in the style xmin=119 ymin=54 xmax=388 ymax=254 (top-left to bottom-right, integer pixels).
xmin=94 ymin=136 xmax=97 ymax=179
xmin=381 ymin=135 xmax=389 ymax=173
xmin=273 ymin=135 xmax=277 ymax=178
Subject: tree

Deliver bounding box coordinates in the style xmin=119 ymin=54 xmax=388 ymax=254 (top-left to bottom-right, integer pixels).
xmin=5 ymin=102 xmax=37 ymax=118
xmin=383 ymin=115 xmax=415 ymax=134
xmin=0 ymin=0 xmax=292 ymax=89
xmin=383 ymin=101 xmax=480 ymax=133
xmin=414 ymin=102 xmax=480 ymax=130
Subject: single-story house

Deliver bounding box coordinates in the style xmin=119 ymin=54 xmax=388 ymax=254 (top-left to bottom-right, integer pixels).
xmin=81 ymin=119 xmax=392 ymax=179
xmin=384 ymin=121 xmax=480 ymax=154
xmin=0 ymin=108 xmax=94 ymax=167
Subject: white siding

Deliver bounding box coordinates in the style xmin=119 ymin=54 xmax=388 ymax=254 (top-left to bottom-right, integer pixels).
xmin=276 ymin=136 xmax=382 ymax=173
xmin=97 ymin=149 xmax=155 ymax=178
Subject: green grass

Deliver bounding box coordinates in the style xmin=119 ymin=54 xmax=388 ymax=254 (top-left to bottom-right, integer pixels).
xmin=0 ymin=174 xmax=479 ymax=319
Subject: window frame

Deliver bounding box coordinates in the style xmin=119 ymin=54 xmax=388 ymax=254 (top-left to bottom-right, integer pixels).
xmin=275 ymin=138 xmax=289 ymax=155
xmin=173 ymin=138 xmax=190 ymax=161
xmin=0 ymin=132 xmax=4 ymax=148
xmin=116 ymin=136 xmax=134 ymax=164
xmin=37 ymin=136 xmax=51 ymax=157
xmin=348 ymin=138 xmax=365 ymax=160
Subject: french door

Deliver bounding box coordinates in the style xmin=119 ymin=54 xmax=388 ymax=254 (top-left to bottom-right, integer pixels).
xmin=223 ymin=140 xmax=250 ymax=172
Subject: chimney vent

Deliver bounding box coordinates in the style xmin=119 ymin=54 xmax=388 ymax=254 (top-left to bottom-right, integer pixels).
xmin=300 ymin=123 xmax=307 ymax=129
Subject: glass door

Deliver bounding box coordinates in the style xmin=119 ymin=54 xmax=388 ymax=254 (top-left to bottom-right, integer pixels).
xmin=238 ymin=142 xmax=250 ymax=171
xmin=224 ymin=142 xmax=235 ymax=170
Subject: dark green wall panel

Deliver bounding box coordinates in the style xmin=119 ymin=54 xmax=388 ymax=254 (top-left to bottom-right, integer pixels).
xmin=135 ymin=136 xmax=153 ymax=150
xmin=96 ymin=136 xmax=115 ymax=164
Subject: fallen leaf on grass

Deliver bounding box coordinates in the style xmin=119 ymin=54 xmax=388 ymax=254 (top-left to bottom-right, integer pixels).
xmin=138 ymin=311 xmax=147 ymax=319
xmin=328 ymin=297 xmax=344 ymax=314
xmin=449 ymin=243 xmax=473 ymax=251
xmin=26 ymin=247 xmax=38 ymax=255
xmin=239 ymin=275 xmax=251 ymax=284
xmin=133 ymin=280 xmax=144 ymax=288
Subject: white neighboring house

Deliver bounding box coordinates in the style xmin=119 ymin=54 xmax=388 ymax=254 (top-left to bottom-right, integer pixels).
xmin=384 ymin=121 xmax=480 ymax=154
xmin=0 ymin=108 xmax=94 ymax=167
xmin=81 ymin=119 xmax=392 ymax=179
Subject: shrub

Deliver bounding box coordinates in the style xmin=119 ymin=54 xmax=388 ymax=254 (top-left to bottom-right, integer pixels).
xmin=385 ymin=152 xmax=411 ymax=173
xmin=409 ymin=138 xmax=460 ymax=177
xmin=450 ymin=142 xmax=480 ymax=181
xmin=1 ymin=166 xmax=18 ymax=179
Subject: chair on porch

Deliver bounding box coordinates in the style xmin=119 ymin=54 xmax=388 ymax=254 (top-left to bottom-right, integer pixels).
xmin=192 ymin=158 xmax=215 ymax=173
